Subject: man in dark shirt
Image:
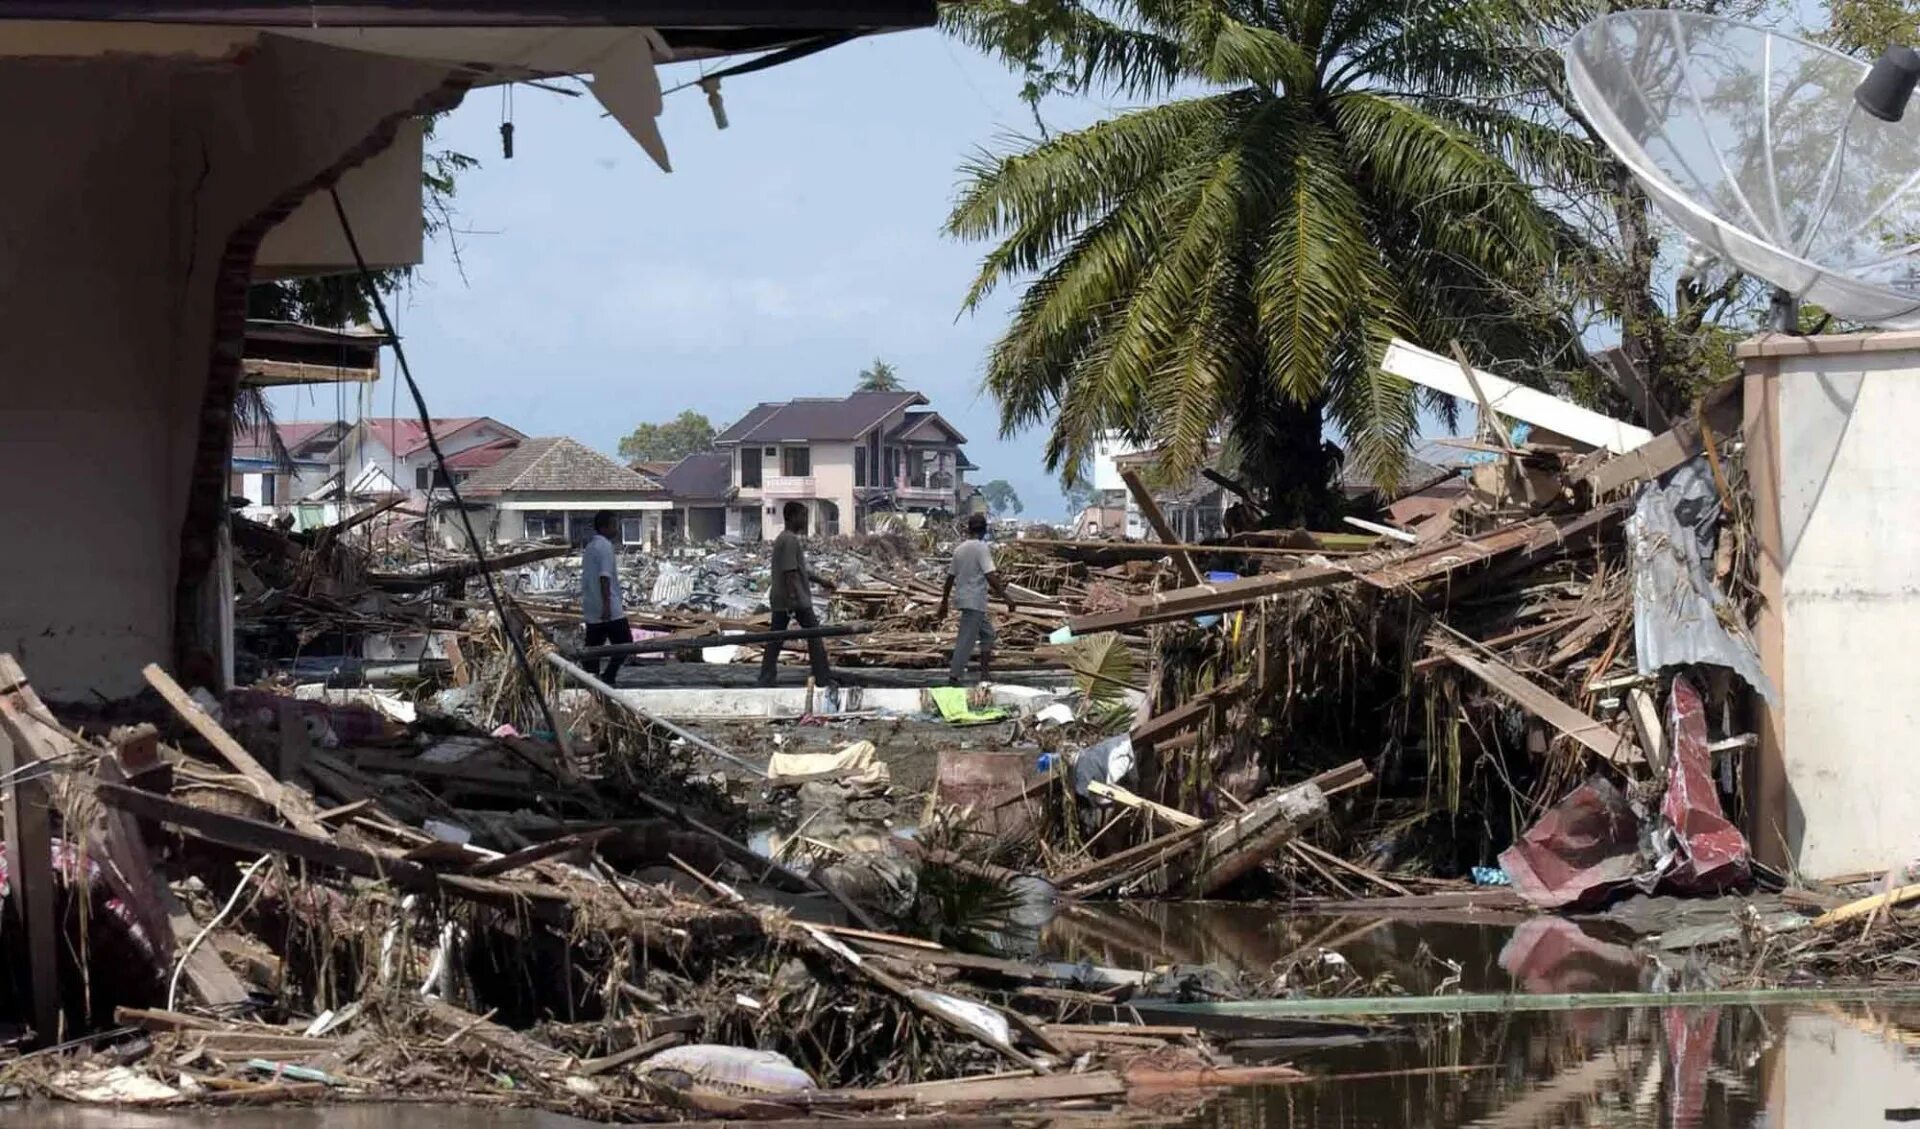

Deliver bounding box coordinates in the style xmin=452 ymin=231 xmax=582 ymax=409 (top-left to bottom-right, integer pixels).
xmin=758 ymin=500 xmax=838 ymax=687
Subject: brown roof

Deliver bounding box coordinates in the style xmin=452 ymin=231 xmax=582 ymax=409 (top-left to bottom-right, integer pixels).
xmin=660 ymin=450 xmax=733 ymax=502
xmin=462 ymin=437 xmax=662 ymax=496
xmin=1339 ymin=452 xmax=1448 ymax=496
xmin=713 ymin=403 xmax=783 ymax=444
xmin=890 ymin=409 xmax=968 ymax=445
xmin=715 ymin=391 xmax=925 ymax=444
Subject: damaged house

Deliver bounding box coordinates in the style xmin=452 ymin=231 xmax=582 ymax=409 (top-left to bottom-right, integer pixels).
xmin=716 ymin=390 xmax=976 ymax=539
xmin=0 ymin=0 xmax=934 ymax=701
xmin=444 ymin=436 xmax=671 ymax=548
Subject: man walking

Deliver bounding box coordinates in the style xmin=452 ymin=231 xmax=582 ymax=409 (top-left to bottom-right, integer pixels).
xmin=758 ymin=501 xmax=838 ymax=687
xmin=938 ymin=512 xmax=1017 ymax=685
xmin=581 ymin=510 xmax=633 ymax=684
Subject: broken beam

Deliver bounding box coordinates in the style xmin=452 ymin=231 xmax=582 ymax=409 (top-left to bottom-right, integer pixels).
xmin=1441 ymin=649 xmax=1640 ymax=765
xmin=1121 ymin=469 xmax=1203 ymax=586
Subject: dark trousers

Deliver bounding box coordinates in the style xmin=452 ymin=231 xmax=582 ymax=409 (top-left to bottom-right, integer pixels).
xmin=757 ymin=606 xmax=833 ymax=686
xmin=584 ymin=617 xmax=634 ymax=685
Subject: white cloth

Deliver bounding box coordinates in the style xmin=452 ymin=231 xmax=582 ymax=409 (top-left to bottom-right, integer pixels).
xmin=948 ymin=538 xmax=996 ymax=612
xmin=581 ymin=534 xmax=623 ymax=624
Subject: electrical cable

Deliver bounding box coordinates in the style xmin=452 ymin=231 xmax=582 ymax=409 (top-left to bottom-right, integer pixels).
xmin=326 ymin=187 xmax=569 ymax=775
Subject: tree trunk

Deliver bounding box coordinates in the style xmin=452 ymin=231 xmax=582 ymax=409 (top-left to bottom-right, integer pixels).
xmin=1230 ymin=377 xmax=1339 ymax=529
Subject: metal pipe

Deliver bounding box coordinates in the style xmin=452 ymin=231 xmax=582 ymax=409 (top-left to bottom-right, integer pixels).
xmin=1146 ymin=985 xmax=1920 ymax=1019
xmin=571 ymin=622 xmax=863 ymax=660
xmin=546 ymin=652 xmax=768 ymax=779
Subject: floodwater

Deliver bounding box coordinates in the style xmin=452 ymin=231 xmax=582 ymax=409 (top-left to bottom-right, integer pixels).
xmin=15 ymin=904 xmax=1920 ymax=1127
xmin=1043 ymin=903 xmax=1920 ymax=1127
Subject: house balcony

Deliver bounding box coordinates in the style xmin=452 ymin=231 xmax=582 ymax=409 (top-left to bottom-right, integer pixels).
xmin=763 ymin=475 xmax=816 ymax=498
xmin=892 ymin=484 xmax=955 ymax=507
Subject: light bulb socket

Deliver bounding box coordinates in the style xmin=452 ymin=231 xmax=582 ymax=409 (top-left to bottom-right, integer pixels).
xmin=1856 ymin=45 xmax=1920 ymax=122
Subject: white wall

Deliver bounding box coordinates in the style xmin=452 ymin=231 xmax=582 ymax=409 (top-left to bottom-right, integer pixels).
xmin=1777 ymin=1013 xmax=1920 ymax=1126
xmin=1771 ymin=350 xmax=1920 ymax=876
xmin=813 ymin=442 xmax=855 ymax=533
xmin=0 ymin=39 xmax=452 ymax=698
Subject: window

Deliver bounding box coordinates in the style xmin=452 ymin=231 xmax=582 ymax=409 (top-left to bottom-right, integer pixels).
xmin=854 ymin=448 xmax=867 ymax=488
xmin=415 ymin=466 xmax=449 ymax=490
xmin=620 ymin=517 xmax=645 ymax=545
xmin=740 ymin=447 xmax=762 ymax=488
xmin=782 ymin=446 xmax=811 ymax=477
xmin=522 ymin=511 xmax=565 ymax=540
xmin=259 ymin=475 xmax=276 ymax=506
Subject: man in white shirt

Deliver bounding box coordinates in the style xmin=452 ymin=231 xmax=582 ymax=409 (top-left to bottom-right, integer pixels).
xmin=580 ymin=510 xmax=632 ymax=683
xmin=937 ymin=512 xmax=1017 ymax=685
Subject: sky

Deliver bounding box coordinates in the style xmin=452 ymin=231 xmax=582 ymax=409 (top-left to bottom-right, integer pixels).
xmin=272 ymin=28 xmax=1123 ymax=521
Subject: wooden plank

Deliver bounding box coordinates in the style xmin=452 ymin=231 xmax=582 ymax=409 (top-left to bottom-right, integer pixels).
xmin=547 ymin=652 xmax=767 ymax=779
xmin=1584 ymin=379 xmax=1742 ymax=496
xmin=1147 ymin=780 xmax=1329 ymax=897
xmin=445 ymin=637 xmax=472 ymax=688
xmin=157 ymin=883 xmax=254 ymax=1008
xmin=1130 ymin=675 xmax=1246 ymax=748
xmin=464 ymin=828 xmax=617 ymax=878
xmin=1450 ymin=340 xmax=1527 ymax=478
xmin=1121 ymin=469 xmax=1203 ymax=586
xmin=141 ymin=664 xmax=328 ymax=837
xmin=1443 ymin=649 xmax=1641 ymax=766
xmin=1069 ymin=564 xmax=1350 ymax=633
xmin=91 ymin=757 xmax=178 ymax=967
xmin=1087 ymin=781 xmax=1203 ymax=829
xmin=93 ymin=781 xmax=570 ymax=918
xmin=423 ymin=997 xmax=571 ymax=1075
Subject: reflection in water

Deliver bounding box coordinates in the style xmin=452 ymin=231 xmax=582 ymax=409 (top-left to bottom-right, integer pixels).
xmin=1199 ymin=1005 xmax=1920 ymax=1128
xmin=1042 ymin=902 xmax=1646 ymax=996
xmin=1041 ymin=903 xmax=1920 ymax=1126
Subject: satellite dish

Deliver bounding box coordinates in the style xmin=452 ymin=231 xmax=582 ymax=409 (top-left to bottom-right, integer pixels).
xmin=1567 ymin=11 xmax=1920 ymax=327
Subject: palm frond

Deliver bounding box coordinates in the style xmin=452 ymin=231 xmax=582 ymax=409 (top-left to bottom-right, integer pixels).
xmin=233 ymin=385 xmax=292 ymax=472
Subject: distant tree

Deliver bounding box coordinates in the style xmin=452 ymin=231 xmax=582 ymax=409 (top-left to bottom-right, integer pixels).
xmin=618 ymin=410 xmax=716 ymax=463
xmin=856 ymin=358 xmax=904 ymax=392
xmin=1061 ymin=481 xmax=1099 ymax=516
xmin=980 ymin=479 xmax=1024 ymax=516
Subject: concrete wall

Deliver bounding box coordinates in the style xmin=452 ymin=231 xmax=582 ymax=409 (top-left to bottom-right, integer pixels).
xmin=0 ymin=39 xmax=455 ymax=698
xmin=1774 ymin=1012 xmax=1920 ymax=1126
xmin=1747 ymin=337 xmax=1920 ymax=876
xmin=813 ymin=442 xmax=855 ymax=534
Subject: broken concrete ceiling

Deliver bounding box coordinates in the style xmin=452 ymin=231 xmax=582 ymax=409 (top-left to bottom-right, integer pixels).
xmin=0 ymin=3 xmax=938 ymax=171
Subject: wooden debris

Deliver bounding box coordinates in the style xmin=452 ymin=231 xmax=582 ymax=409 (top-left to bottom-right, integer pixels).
xmin=1441 ymin=648 xmax=1642 ymax=766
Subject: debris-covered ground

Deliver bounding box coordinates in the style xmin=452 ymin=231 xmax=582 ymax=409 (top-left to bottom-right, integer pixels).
xmin=8 ymin=381 xmax=1920 ymax=1119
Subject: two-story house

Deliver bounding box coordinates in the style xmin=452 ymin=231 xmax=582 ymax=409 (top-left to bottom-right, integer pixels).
xmin=711 ymin=391 xmax=974 ymax=540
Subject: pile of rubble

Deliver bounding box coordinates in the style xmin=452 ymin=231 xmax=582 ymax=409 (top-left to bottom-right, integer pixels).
xmin=0 ymin=648 xmax=1388 ymax=1118
xmin=952 ymin=379 xmax=1787 ymax=929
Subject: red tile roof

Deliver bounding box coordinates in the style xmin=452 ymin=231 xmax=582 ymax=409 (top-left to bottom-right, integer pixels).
xmin=443 ymin=437 xmax=521 ymax=471
xmin=362 ymin=417 xmax=525 ymax=458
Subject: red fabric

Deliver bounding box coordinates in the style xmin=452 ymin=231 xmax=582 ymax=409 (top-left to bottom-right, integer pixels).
xmin=1664 ymin=1006 xmax=1720 ymax=1127
xmin=1662 ymin=675 xmax=1750 ymax=892
xmin=1499 ymin=776 xmax=1643 ymax=909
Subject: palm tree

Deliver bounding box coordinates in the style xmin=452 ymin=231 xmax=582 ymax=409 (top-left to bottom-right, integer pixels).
xmin=946 ymin=0 xmax=1596 ymax=521
xmin=856 ymin=357 xmax=905 ymax=393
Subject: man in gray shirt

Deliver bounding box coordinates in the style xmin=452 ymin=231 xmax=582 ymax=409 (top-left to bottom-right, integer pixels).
xmin=758 ymin=500 xmax=838 ymax=687
xmin=938 ymin=512 xmax=1017 ymax=684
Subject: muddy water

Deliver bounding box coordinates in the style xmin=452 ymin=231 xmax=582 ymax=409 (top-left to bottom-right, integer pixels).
xmin=1190 ymin=1003 xmax=1920 ymax=1128
xmin=17 ymin=905 xmax=1920 ymax=1127
xmin=1042 ymin=902 xmax=1648 ymax=995
xmin=1039 ymin=904 xmax=1920 ymax=1127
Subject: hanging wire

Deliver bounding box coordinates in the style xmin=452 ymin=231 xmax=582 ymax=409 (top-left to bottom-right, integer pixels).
xmin=326 ymin=187 xmax=568 ymax=775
